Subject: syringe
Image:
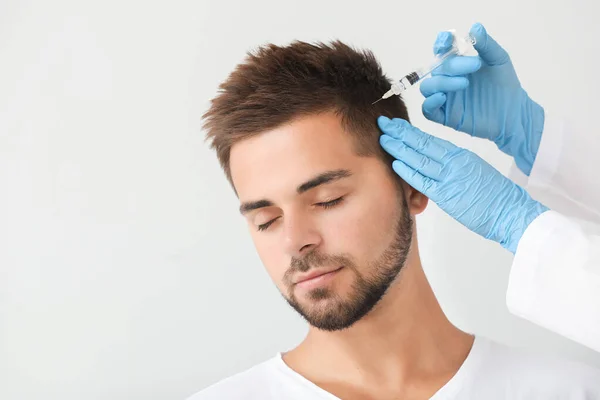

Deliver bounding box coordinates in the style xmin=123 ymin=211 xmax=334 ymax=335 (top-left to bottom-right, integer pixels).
xmin=372 ymin=31 xmax=476 ymax=105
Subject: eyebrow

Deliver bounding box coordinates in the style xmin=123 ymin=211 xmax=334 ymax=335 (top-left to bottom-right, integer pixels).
xmin=239 ymin=199 xmax=274 ymax=215
xmin=239 ymin=169 xmax=352 ymax=215
xmin=296 ymin=169 xmax=352 ymax=194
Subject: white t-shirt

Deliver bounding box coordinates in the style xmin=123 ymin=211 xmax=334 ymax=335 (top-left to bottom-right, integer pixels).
xmin=189 ymin=336 xmax=600 ymax=400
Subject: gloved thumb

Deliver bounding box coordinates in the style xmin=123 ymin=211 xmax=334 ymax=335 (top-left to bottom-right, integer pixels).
xmin=433 ymin=31 xmax=454 ymax=55
xmin=470 ymin=23 xmax=510 ymax=66
xmin=422 ymin=93 xmax=446 ymax=125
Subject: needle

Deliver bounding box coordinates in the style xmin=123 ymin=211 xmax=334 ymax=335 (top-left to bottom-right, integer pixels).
xmin=371 ymin=97 xmax=384 ymax=105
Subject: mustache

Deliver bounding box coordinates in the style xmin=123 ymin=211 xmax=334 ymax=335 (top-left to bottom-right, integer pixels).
xmin=284 ymin=251 xmax=353 ymax=284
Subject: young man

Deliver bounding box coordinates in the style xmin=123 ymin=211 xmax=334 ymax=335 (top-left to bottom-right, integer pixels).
xmin=192 ymin=41 xmax=600 ymax=399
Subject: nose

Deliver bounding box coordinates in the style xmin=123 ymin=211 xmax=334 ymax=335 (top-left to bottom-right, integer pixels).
xmin=282 ymin=212 xmax=322 ymax=258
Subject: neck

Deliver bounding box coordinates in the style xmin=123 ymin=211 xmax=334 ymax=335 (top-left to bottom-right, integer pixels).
xmin=282 ymin=238 xmax=473 ymax=397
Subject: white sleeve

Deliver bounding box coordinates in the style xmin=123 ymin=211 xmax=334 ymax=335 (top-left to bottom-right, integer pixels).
xmin=507 ymin=210 xmax=600 ymax=352
xmin=509 ymin=111 xmax=600 ymax=223
xmin=506 ymin=111 xmax=600 ymax=352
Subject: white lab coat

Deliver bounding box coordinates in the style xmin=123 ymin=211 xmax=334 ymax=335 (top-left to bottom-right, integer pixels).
xmin=507 ymin=112 xmax=600 ymax=353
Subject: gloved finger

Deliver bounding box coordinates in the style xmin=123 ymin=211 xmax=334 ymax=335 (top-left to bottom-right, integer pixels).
xmin=420 ymin=76 xmax=469 ymax=97
xmin=433 ymin=31 xmax=454 ymax=55
xmin=378 ymin=116 xmax=410 ymax=140
xmin=470 ymin=22 xmax=510 ymax=66
xmin=421 ymin=93 xmax=446 ymax=125
xmin=380 ymin=135 xmax=444 ymax=180
xmin=379 ymin=118 xmax=455 ymax=163
xmin=391 ymin=159 xmax=438 ymax=196
xmin=431 ymin=56 xmax=482 ymax=77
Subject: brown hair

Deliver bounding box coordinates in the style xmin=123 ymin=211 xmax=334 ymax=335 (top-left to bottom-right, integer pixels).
xmin=202 ymin=40 xmax=409 ymax=187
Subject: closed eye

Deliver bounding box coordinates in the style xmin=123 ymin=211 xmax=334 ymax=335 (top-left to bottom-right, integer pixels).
xmin=257 ymin=217 xmax=280 ymax=232
xmin=316 ymin=196 xmax=344 ymax=209
xmin=256 ymin=197 xmax=345 ymax=232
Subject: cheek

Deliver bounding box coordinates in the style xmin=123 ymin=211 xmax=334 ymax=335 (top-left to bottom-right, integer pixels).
xmin=250 ymin=231 xmax=288 ymax=287
xmin=323 ymin=193 xmax=400 ymax=264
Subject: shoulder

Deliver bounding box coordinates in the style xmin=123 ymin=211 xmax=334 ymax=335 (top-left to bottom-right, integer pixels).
xmin=186 ymin=356 xmax=282 ymax=400
xmin=478 ymin=338 xmax=600 ymax=394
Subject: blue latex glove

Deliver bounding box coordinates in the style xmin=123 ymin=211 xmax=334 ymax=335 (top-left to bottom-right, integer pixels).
xmin=420 ymin=23 xmax=545 ymax=176
xmin=378 ymin=116 xmax=548 ymax=253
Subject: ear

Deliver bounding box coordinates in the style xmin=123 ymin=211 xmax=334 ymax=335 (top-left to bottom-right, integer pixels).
xmin=402 ymin=181 xmax=429 ymax=215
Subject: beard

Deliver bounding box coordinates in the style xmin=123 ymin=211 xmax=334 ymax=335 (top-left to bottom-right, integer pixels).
xmin=281 ymin=193 xmax=413 ymax=331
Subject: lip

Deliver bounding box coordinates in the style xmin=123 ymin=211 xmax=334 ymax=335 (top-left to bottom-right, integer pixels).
xmin=294 ymin=267 xmax=343 ymax=286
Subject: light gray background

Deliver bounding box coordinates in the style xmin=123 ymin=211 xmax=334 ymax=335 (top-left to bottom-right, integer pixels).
xmin=1 ymin=1 xmax=599 ymax=399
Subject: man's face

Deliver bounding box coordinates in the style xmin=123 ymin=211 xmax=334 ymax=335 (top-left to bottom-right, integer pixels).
xmin=230 ymin=112 xmax=415 ymax=331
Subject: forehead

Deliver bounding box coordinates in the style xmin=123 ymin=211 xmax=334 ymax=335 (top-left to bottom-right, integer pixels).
xmin=230 ymin=112 xmax=373 ymax=199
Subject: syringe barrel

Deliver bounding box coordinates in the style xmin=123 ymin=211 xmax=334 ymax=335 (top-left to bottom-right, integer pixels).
xmin=384 ymin=31 xmax=476 ymax=99
xmin=417 ymin=46 xmax=459 ymax=80
xmin=416 ymin=33 xmax=476 ymax=80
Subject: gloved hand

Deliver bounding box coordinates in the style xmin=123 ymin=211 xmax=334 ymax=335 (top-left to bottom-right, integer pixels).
xmin=378 ymin=116 xmax=548 ymax=253
xmin=420 ymin=23 xmax=545 ymax=176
